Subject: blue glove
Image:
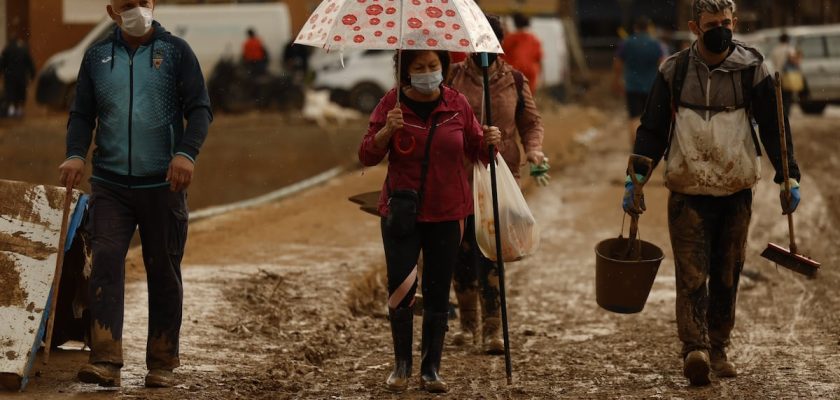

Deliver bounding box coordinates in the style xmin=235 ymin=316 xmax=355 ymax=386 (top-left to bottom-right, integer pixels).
xmin=780 ymin=179 xmax=800 ymax=215
xmin=622 ymin=173 xmax=646 ymax=215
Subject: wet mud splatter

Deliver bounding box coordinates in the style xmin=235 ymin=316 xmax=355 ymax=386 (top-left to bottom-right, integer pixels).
xmin=0 ymin=253 xmax=28 ymax=307
xmin=0 ymin=231 xmax=55 ymax=260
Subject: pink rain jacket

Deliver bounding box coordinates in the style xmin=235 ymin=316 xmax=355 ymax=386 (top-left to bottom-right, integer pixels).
xmin=359 ymin=86 xmax=491 ymax=222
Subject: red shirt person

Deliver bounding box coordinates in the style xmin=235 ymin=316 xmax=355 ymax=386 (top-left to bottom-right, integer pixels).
xmin=502 ymin=13 xmax=543 ymax=93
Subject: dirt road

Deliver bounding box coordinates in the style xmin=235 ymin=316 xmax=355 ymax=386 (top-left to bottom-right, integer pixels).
xmin=3 ymin=105 xmax=839 ymax=399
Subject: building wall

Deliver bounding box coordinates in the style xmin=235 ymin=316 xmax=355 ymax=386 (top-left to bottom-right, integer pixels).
xmin=27 ymin=0 xmax=97 ymax=69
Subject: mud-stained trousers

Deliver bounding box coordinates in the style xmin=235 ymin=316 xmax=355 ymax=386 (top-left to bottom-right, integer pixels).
xmin=453 ymin=215 xmax=501 ymax=323
xmin=380 ymin=219 xmax=461 ymax=313
xmin=668 ymin=189 xmax=752 ymax=358
xmin=87 ymin=182 xmax=188 ymax=370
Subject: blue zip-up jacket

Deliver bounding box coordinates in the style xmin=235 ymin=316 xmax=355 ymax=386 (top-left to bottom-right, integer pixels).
xmin=66 ymin=22 xmax=212 ymax=188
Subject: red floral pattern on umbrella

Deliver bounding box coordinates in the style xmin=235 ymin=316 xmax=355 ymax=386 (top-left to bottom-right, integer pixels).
xmin=294 ymin=0 xmax=502 ymax=53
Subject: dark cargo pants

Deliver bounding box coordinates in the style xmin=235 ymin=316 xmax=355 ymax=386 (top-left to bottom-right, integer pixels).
xmin=668 ymin=189 xmax=752 ymax=358
xmin=87 ymin=182 xmax=188 ymax=370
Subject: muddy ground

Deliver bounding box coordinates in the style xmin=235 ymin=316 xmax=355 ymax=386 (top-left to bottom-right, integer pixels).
xmin=2 ymin=97 xmax=840 ymax=399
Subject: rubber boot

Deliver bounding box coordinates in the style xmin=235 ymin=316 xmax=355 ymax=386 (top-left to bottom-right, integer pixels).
xmin=482 ymin=317 xmax=505 ymax=355
xmin=419 ymin=311 xmax=449 ymax=393
xmin=386 ymin=307 xmax=414 ymax=392
xmin=451 ymin=288 xmax=479 ymax=346
xmin=683 ymin=350 xmax=712 ymax=386
xmin=710 ymin=347 xmax=737 ymax=378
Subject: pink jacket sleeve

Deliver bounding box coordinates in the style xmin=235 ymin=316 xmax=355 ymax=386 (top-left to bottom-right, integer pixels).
xmin=358 ymin=98 xmax=391 ymax=166
xmin=516 ymin=81 xmax=544 ymax=154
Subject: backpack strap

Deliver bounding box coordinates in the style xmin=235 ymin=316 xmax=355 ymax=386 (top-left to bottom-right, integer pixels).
xmin=512 ymin=69 xmax=525 ymax=119
xmin=741 ymin=65 xmax=762 ymax=156
xmin=664 ymin=49 xmax=691 ymax=160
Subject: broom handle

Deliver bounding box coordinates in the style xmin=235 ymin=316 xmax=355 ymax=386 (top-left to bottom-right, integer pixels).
xmin=44 ymin=184 xmax=73 ymax=364
xmin=774 ymin=72 xmax=797 ymax=253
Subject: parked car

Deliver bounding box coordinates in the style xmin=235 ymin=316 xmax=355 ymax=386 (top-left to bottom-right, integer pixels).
xmin=742 ymin=24 xmax=840 ymax=115
xmin=36 ymin=3 xmax=292 ymax=110
xmin=311 ymin=16 xmax=571 ymax=113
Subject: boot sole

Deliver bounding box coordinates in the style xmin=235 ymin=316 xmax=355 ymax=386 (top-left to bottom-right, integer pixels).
xmin=78 ymin=370 xmax=120 ymax=387
xmin=420 ymin=380 xmax=448 ymax=393
xmin=145 ymin=376 xmax=175 ymax=388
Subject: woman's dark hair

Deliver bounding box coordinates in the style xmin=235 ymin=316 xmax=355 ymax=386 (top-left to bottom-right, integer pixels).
xmin=486 ymin=14 xmax=504 ymax=41
xmin=393 ymin=50 xmax=451 ymax=87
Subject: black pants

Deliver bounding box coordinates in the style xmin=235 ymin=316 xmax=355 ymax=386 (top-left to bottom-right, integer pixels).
xmin=669 ymin=189 xmax=751 ymax=358
xmin=381 ymin=218 xmax=461 ymax=314
xmin=87 ymin=182 xmax=188 ymax=370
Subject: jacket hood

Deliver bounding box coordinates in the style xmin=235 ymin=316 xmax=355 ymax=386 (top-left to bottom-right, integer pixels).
xmin=690 ymin=39 xmax=763 ymax=71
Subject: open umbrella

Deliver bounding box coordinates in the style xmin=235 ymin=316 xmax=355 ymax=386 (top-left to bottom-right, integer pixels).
xmin=295 ymin=0 xmax=515 ymax=384
xmin=294 ymin=0 xmax=502 ymax=54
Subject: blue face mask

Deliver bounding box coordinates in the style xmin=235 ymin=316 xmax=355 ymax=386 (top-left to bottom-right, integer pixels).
xmin=410 ymin=70 xmax=443 ymax=94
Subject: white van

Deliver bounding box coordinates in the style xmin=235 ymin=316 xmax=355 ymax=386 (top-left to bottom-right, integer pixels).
xmin=740 ymin=24 xmax=840 ymax=115
xmin=36 ymin=3 xmax=291 ymax=109
xmin=310 ymin=16 xmax=570 ymax=113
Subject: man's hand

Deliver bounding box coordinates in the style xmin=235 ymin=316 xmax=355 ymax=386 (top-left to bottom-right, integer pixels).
xmin=59 ymin=158 xmax=85 ymax=189
xmin=622 ymin=174 xmax=646 ymax=215
xmin=780 ymin=179 xmax=801 ymax=215
xmin=167 ymin=155 xmax=194 ymax=192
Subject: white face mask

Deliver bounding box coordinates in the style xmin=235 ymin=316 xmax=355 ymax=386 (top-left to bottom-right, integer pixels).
xmin=410 ymin=70 xmax=443 ymax=94
xmin=117 ymin=6 xmax=153 ymax=37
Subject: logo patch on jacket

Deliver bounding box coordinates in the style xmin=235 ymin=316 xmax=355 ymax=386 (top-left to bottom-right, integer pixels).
xmin=153 ymin=49 xmax=164 ymax=70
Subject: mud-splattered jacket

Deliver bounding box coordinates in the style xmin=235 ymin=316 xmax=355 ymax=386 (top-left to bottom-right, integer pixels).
xmin=66 ymin=22 xmax=212 ymax=189
xmin=359 ymin=86 xmax=491 ymax=222
xmin=634 ymin=41 xmax=801 ymax=196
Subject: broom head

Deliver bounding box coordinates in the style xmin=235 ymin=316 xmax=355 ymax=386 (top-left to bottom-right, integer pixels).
xmin=761 ymin=242 xmax=821 ymax=278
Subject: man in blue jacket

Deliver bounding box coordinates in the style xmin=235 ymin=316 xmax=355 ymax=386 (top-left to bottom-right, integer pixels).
xmin=58 ymin=0 xmax=212 ymax=388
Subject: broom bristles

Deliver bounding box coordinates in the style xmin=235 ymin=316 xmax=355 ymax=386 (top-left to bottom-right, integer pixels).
xmin=761 ymin=242 xmax=821 ymax=278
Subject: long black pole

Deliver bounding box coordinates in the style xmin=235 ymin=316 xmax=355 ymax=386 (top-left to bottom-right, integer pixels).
xmin=480 ymin=52 xmax=513 ymax=385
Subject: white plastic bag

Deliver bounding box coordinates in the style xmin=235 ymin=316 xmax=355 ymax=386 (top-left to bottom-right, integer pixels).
xmin=473 ymin=153 xmax=539 ymax=262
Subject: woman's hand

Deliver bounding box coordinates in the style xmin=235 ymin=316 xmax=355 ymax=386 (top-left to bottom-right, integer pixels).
xmin=374 ymin=106 xmax=404 ymax=149
xmin=384 ymin=107 xmax=404 ymax=135
xmin=483 ymin=125 xmax=502 ymax=148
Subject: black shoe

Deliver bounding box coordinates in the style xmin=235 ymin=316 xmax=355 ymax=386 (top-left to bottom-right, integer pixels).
xmin=386 ymin=307 xmax=413 ymax=392
xmin=419 ymin=311 xmax=449 ymax=393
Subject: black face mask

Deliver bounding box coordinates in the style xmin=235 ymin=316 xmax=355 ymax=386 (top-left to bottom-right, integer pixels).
xmin=700 ymin=26 xmax=733 ymax=54
xmin=471 ymin=53 xmax=497 ymax=67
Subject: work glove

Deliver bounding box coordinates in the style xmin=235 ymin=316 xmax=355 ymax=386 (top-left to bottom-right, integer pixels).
xmin=780 ymin=178 xmax=800 ymax=215
xmin=529 ymin=158 xmax=551 ymax=187
xmin=622 ymin=173 xmax=646 ymax=215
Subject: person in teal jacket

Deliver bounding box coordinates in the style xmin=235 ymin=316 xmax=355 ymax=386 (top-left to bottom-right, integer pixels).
xmin=58 ymin=0 xmax=212 ymax=389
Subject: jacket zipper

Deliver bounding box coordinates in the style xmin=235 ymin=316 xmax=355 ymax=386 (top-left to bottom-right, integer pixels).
xmin=128 ymin=52 xmax=135 ymax=188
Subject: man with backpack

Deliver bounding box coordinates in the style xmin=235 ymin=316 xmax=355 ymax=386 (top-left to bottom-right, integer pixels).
xmin=447 ymin=15 xmax=547 ymax=355
xmin=622 ymin=0 xmax=801 ymax=386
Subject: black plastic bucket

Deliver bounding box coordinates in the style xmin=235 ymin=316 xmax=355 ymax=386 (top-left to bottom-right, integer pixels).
xmin=594 ymin=237 xmax=664 ymax=314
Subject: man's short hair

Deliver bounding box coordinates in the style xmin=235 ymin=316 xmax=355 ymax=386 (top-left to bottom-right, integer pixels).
xmin=512 ymin=12 xmax=530 ymax=29
xmin=634 ymin=17 xmax=651 ymax=32
xmin=691 ymin=0 xmax=736 ymax=22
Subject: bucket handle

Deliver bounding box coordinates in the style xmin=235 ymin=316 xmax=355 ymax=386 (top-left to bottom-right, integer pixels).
xmin=623 ymin=155 xmax=654 ymax=260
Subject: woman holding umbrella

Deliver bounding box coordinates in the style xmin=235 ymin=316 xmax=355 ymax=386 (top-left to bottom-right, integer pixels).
xmin=359 ymin=49 xmax=501 ymax=393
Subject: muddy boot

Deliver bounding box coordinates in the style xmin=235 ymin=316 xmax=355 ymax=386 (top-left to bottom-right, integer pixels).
xmin=78 ymin=362 xmax=121 ymax=387
xmin=419 ymin=311 xmax=449 ymax=393
xmin=451 ymin=288 xmax=478 ymax=346
xmin=482 ymin=317 xmax=505 ymax=355
xmin=386 ymin=307 xmax=414 ymax=392
xmin=710 ymin=348 xmax=737 ymax=378
xmin=683 ymin=350 xmax=712 ymax=386
xmin=145 ymin=369 xmax=175 ymax=388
